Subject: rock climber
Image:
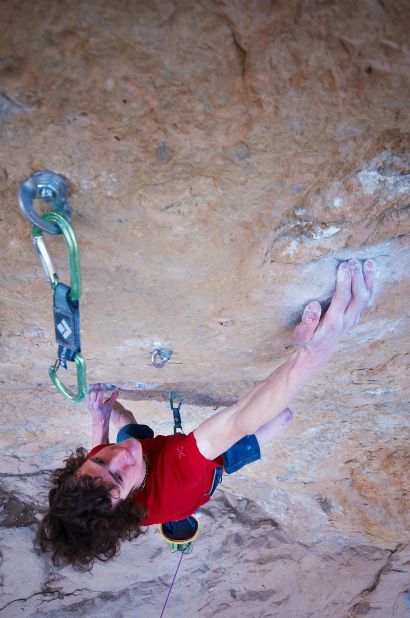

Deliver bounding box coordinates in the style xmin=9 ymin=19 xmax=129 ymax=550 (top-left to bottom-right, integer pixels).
xmin=38 ymin=258 xmax=376 ymax=569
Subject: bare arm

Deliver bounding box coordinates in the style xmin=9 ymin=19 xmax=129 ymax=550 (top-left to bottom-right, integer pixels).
xmin=194 ymin=259 xmax=377 ymax=460
xmin=111 ymin=400 xmax=137 ymax=430
xmin=194 ymin=347 xmax=314 ymax=460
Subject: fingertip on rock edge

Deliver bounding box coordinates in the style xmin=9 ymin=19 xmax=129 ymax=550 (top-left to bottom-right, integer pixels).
xmin=307 ymin=300 xmax=321 ymax=313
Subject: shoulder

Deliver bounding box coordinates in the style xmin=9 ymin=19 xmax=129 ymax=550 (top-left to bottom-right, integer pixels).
xmin=144 ymin=433 xmax=219 ymax=471
xmin=174 ymin=432 xmax=221 ymax=472
xmin=140 ymin=433 xmax=185 ymax=458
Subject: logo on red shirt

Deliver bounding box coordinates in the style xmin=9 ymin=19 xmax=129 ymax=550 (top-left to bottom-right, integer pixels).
xmin=176 ymin=446 xmax=186 ymax=459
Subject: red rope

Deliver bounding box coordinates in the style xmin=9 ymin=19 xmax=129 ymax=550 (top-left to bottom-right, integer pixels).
xmin=160 ymin=552 xmax=184 ymax=618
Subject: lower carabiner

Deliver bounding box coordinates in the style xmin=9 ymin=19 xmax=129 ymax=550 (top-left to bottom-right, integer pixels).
xmin=48 ymin=353 xmax=87 ymax=403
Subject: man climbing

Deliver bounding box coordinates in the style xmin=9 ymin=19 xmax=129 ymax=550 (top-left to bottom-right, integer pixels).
xmin=39 ymin=259 xmax=376 ymax=570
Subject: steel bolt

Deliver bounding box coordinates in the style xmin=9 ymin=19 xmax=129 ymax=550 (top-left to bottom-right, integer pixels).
xmin=39 ymin=186 xmax=57 ymax=200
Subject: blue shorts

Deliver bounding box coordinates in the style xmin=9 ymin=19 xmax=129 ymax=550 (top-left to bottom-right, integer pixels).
xmin=116 ymin=424 xmax=261 ymax=496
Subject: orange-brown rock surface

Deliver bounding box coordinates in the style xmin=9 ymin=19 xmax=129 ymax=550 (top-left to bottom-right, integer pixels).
xmin=0 ymin=1 xmax=409 ymax=616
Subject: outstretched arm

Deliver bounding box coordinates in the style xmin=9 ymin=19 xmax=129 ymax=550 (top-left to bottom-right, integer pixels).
xmin=194 ymin=259 xmax=376 ymax=460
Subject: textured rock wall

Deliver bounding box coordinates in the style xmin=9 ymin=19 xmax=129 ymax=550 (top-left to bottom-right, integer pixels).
xmin=1 ymin=1 xmax=409 ymax=616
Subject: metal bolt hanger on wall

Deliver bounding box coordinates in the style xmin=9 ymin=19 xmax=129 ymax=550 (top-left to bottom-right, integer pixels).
xmin=18 ymin=170 xmax=72 ymax=234
xmin=152 ymin=348 xmax=173 ymax=368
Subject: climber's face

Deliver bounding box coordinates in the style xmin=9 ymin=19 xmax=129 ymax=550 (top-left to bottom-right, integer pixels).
xmin=77 ymin=438 xmax=146 ymax=502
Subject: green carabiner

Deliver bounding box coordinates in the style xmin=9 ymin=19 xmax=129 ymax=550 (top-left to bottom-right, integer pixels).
xmin=49 ymin=354 xmax=87 ymax=403
xmin=32 ymin=211 xmax=82 ymax=301
xmin=32 ymin=211 xmax=87 ymax=402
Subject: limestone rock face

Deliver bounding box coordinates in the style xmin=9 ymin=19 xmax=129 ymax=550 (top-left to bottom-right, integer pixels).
xmin=1 ymin=1 xmax=409 ymax=616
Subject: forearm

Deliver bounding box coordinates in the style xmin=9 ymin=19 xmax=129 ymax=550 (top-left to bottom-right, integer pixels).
xmin=195 ymin=347 xmax=320 ymax=460
xmin=111 ymin=402 xmax=137 ymax=429
xmin=91 ymin=418 xmax=110 ymax=446
xmin=232 ymin=347 xmax=319 ymax=437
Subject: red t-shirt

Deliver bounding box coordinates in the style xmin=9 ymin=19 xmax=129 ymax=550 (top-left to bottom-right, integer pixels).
xmin=137 ymin=432 xmax=223 ymax=525
xmin=87 ymin=432 xmax=223 ymax=525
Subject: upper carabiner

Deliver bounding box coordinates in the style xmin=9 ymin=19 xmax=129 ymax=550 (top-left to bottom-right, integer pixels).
xmin=18 ymin=170 xmax=72 ymax=235
xmin=32 ymin=211 xmax=82 ymax=301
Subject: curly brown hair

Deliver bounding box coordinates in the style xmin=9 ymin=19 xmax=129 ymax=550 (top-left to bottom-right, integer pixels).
xmin=38 ymin=447 xmax=147 ymax=571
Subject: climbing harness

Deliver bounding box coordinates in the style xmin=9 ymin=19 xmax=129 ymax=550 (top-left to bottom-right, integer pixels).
xmin=18 ymin=171 xmax=87 ymax=402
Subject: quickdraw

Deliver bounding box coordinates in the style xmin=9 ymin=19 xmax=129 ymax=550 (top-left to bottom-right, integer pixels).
xmin=18 ymin=171 xmax=87 ymax=402
xmin=170 ymin=390 xmax=183 ymax=434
